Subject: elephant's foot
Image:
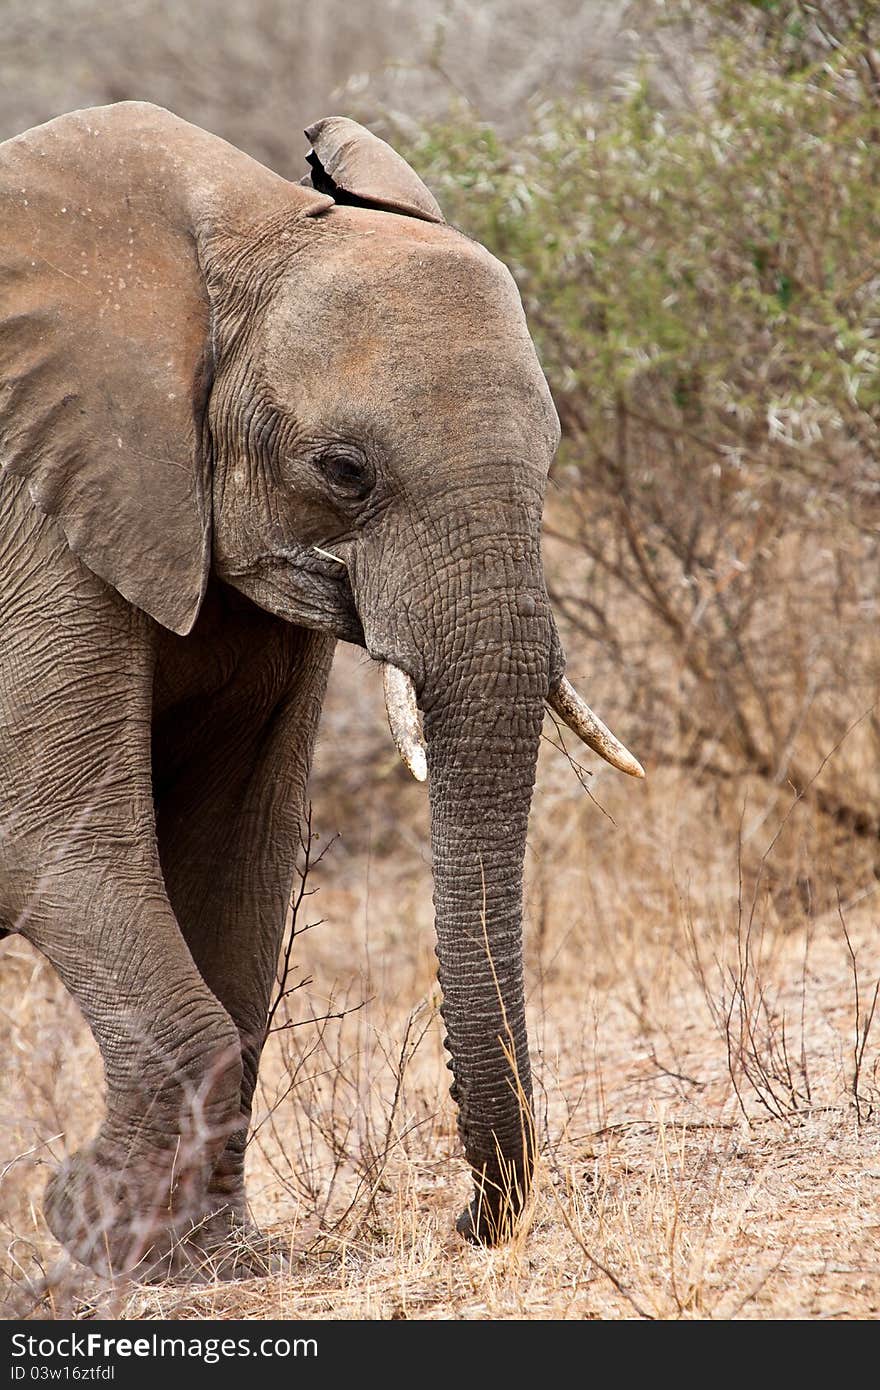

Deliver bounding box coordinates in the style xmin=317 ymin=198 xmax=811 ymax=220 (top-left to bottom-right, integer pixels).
xmin=45 ymin=1147 xmax=167 ymax=1277
xmin=134 ymin=1210 xmax=288 ymax=1284
xmin=44 ymin=1146 xmax=275 ymax=1283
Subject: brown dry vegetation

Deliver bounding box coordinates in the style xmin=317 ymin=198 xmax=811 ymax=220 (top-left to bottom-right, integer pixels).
xmin=2 ymin=634 xmax=879 ymax=1320
xmin=2 ymin=0 xmax=880 ymax=1322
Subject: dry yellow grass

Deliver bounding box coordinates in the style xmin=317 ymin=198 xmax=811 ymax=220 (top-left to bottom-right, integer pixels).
xmin=2 ymin=644 xmax=879 ymax=1320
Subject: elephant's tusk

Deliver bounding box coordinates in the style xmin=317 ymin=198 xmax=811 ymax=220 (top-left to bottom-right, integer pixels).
xmin=547 ymin=677 xmax=645 ymax=779
xmin=382 ymin=663 xmax=427 ymax=783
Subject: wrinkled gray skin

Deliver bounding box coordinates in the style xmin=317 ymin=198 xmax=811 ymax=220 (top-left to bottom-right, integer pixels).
xmin=0 ymin=103 xmax=564 ymax=1279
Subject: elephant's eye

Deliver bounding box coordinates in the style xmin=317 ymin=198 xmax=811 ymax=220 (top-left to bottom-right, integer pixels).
xmin=314 ymin=447 xmax=374 ymax=500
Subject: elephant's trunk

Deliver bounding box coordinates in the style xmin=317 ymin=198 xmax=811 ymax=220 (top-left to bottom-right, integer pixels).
xmin=355 ymin=486 xmax=640 ymax=1241
xmin=415 ymin=573 xmax=551 ymax=1241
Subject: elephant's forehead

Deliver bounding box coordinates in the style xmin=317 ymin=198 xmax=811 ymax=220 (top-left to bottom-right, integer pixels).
xmin=264 ymin=220 xmax=556 ymax=439
xmin=268 ymin=221 xmax=533 ymax=368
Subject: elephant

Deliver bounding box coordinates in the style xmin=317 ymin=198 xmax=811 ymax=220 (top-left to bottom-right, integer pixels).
xmin=0 ymin=102 xmax=643 ymax=1281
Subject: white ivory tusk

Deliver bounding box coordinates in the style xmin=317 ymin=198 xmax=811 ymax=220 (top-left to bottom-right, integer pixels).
xmin=547 ymin=677 xmax=645 ymax=779
xmin=382 ymin=663 xmax=427 ymax=783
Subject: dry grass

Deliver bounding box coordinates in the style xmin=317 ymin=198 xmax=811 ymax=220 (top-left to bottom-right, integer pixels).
xmin=2 ymin=644 xmax=879 ymax=1320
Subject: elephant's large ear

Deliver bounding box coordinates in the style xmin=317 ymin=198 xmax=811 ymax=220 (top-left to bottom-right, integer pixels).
xmin=0 ymin=101 xmax=329 ymax=635
xmin=303 ymin=117 xmax=444 ymax=224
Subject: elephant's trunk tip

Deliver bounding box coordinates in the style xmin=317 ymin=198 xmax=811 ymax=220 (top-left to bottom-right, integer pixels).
xmin=382 ymin=662 xmax=427 ymax=782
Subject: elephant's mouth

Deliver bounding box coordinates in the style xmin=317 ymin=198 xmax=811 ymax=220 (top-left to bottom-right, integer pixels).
xmin=232 ymin=541 xmax=645 ymax=780
xmin=228 ymin=540 xmax=365 ymax=645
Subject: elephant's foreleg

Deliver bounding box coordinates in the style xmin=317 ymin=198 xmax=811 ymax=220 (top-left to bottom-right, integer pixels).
xmin=5 ymin=739 xmax=242 ymax=1270
xmin=0 ymin=550 xmax=245 ymax=1279
xmin=35 ymin=873 xmax=243 ymax=1278
xmin=153 ymin=624 xmax=334 ymax=1217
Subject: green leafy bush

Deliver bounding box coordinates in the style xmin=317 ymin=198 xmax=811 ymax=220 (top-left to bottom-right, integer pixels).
xmin=401 ymin=23 xmax=880 ymax=847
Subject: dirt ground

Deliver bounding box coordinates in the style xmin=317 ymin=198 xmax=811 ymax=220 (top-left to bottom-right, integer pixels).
xmin=2 ymin=644 xmax=879 ymax=1321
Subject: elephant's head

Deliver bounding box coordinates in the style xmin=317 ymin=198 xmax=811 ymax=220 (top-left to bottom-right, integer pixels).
xmin=0 ymin=103 xmax=642 ymax=1240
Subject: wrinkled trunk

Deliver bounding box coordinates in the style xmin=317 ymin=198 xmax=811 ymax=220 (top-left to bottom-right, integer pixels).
xmin=425 ymin=696 xmax=543 ymax=1237
xmin=351 ymin=481 xmax=553 ymax=1241
xmin=420 ymin=570 xmax=550 ymax=1240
